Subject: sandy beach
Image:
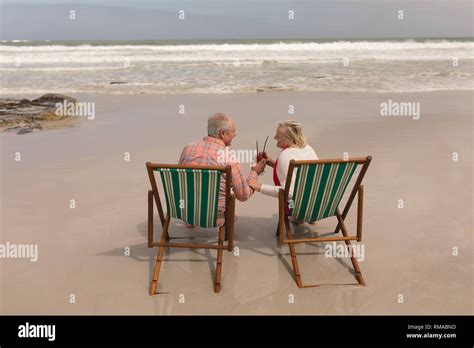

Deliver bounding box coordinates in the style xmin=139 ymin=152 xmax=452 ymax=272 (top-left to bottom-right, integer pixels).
xmin=0 ymin=90 xmax=472 ymax=314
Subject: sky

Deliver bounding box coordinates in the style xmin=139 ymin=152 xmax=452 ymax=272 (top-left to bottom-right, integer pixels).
xmin=0 ymin=0 xmax=472 ymax=40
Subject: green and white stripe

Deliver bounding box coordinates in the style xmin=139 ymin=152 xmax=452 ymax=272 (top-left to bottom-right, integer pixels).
xmin=291 ymin=162 xmax=358 ymax=222
xmin=156 ymin=168 xmax=221 ymax=228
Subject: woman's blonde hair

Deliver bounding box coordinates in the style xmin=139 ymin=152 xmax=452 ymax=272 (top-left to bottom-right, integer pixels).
xmin=278 ymin=119 xmax=307 ymax=148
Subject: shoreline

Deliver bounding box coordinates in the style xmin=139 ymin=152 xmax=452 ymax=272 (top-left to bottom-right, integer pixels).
xmin=2 ymin=88 xmax=473 ymax=99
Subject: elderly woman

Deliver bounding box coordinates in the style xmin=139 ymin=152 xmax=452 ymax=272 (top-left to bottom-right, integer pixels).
xmin=247 ymin=120 xmax=318 ymax=223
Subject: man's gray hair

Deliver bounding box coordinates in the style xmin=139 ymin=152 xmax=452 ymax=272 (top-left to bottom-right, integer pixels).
xmin=208 ymin=113 xmax=231 ymax=138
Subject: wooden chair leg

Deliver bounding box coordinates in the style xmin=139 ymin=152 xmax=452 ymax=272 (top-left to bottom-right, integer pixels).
xmin=285 ymin=216 xmax=303 ymax=288
xmin=336 ymin=209 xmax=365 ymax=286
xmin=150 ymin=217 xmax=170 ymax=295
xmin=165 ymin=218 xmax=170 ymax=241
xmin=214 ymin=225 xmax=225 ymax=293
xmin=278 ymin=190 xmax=285 ymax=244
xmin=280 ymin=207 xmax=366 ymax=288
xmin=148 ymin=190 xmax=154 ymax=248
xmin=357 ymin=185 xmax=363 ymax=242
xmin=226 ymin=195 xmax=235 ymax=252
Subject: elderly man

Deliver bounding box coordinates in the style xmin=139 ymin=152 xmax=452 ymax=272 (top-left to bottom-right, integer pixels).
xmin=179 ymin=112 xmax=266 ymax=226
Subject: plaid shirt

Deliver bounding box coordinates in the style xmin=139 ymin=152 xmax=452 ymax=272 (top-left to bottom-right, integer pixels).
xmin=179 ymin=136 xmax=257 ymax=213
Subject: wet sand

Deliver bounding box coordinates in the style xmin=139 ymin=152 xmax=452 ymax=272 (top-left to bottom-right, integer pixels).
xmin=0 ymin=90 xmax=472 ymax=314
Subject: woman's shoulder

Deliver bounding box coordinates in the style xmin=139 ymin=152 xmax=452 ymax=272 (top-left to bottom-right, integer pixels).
xmin=285 ymin=144 xmax=316 ymax=154
xmin=304 ymin=144 xmax=317 ymax=156
xmin=305 ymin=145 xmax=318 ymax=159
xmin=277 ymin=145 xmax=316 ymax=161
xmin=289 ymin=144 xmax=318 ymax=159
xmin=276 ymin=148 xmax=292 ymax=163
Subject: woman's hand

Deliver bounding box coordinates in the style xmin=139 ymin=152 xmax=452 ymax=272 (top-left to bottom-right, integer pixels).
xmin=256 ymin=151 xmax=268 ymax=162
xmin=247 ymin=176 xmax=262 ymax=192
xmin=257 ymin=152 xmax=275 ymax=168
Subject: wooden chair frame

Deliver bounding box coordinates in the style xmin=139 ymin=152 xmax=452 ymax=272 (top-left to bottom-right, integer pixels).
xmin=146 ymin=162 xmax=236 ymax=295
xmin=278 ymin=156 xmax=372 ymax=288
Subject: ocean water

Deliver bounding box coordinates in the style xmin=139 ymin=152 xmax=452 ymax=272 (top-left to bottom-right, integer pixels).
xmin=0 ymin=39 xmax=473 ymax=95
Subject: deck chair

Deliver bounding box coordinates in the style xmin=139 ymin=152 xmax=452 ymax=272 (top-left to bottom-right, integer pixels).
xmin=278 ymin=156 xmax=372 ymax=288
xmin=146 ymin=162 xmax=236 ymax=295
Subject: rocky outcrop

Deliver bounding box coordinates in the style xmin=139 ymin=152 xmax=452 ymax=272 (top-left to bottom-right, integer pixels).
xmin=0 ymin=94 xmax=77 ymax=134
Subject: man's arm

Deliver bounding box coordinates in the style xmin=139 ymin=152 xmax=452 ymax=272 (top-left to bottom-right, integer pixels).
xmin=231 ymin=159 xmax=266 ymax=201
xmin=230 ymin=163 xmax=256 ymax=202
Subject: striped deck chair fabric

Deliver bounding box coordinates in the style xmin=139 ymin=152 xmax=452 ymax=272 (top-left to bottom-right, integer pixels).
xmin=291 ymin=162 xmax=358 ymax=222
xmin=155 ymin=168 xmax=221 ymax=228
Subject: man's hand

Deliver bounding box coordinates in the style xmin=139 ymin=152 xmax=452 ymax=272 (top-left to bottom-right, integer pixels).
xmin=247 ymin=176 xmax=262 ymax=192
xmin=251 ymin=159 xmax=267 ymax=175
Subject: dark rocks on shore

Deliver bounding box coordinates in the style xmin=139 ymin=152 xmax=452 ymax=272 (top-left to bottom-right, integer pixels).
xmin=0 ymin=94 xmax=77 ymax=134
xmin=256 ymin=86 xmax=294 ymax=92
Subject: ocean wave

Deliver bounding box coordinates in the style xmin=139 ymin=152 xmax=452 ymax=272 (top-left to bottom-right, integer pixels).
xmin=1 ymin=40 xmax=472 ymax=95
xmin=1 ymin=40 xmax=30 ymax=43
xmin=0 ymin=65 xmax=132 ymax=72
xmin=2 ymin=84 xmax=472 ymax=96
xmin=409 ymin=71 xmax=473 ymax=78
xmin=1 ymin=40 xmax=473 ymax=52
xmin=1 ymin=55 xmax=472 ymax=65
xmin=1 ymin=40 xmax=472 ymax=64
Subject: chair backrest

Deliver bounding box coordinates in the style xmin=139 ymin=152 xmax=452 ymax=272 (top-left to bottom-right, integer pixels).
xmin=286 ymin=157 xmax=371 ymax=223
xmin=146 ymin=163 xmax=231 ymax=228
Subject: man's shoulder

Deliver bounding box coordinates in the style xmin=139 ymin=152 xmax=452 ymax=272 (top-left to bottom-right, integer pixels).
xmin=186 ymin=139 xmax=205 ymax=147
xmin=180 ymin=139 xmax=221 ymax=165
xmin=181 ymin=139 xmax=205 ymax=152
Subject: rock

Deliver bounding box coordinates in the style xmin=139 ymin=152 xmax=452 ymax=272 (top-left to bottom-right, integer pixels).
xmin=15 ymin=122 xmax=43 ymax=135
xmin=256 ymin=86 xmax=294 ymax=92
xmin=31 ymin=93 xmax=76 ymax=105
xmin=0 ymin=94 xmax=77 ymax=134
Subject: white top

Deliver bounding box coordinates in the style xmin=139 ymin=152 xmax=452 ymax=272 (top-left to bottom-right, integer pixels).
xmin=260 ymin=145 xmax=318 ymax=198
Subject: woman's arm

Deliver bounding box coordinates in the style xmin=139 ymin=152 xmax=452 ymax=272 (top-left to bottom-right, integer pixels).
xmin=247 ymin=177 xmax=280 ymax=197
xmin=260 ymin=184 xmax=280 ymax=197
xmin=258 ymin=153 xmax=288 ymax=197
xmin=250 ymin=151 xmax=295 ymax=198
